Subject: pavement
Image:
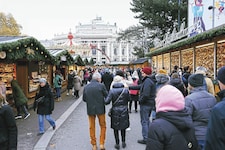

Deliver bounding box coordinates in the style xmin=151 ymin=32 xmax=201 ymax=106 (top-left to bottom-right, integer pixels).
xmin=16 ymin=86 xmax=146 ymax=150
xmin=16 ymin=87 xmax=84 ymax=150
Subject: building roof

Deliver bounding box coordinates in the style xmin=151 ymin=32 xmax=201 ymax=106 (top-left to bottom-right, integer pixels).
xmin=0 ymin=36 xmax=54 ymax=63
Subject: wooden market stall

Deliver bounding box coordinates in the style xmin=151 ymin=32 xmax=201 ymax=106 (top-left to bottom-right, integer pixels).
xmin=0 ymin=36 xmax=55 ymax=100
xmin=47 ymin=48 xmax=75 ymax=91
xmin=129 ymin=58 xmax=150 ymax=70
xmin=148 ymin=24 xmax=225 ymax=79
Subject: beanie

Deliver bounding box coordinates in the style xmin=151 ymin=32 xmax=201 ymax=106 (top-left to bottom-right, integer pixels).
xmin=217 ymin=66 xmax=225 ymax=84
xmin=39 ymin=78 xmax=47 ymax=83
xmin=142 ymin=67 xmax=152 ymax=75
xmin=188 ymin=74 xmax=203 ymax=87
xmin=156 ymin=85 xmax=185 ymax=113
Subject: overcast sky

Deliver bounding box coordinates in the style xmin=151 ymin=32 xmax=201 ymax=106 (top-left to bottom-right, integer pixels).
xmin=0 ymin=0 xmax=140 ymax=40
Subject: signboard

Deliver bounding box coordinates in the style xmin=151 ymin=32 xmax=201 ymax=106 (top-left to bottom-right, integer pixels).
xmin=188 ymin=0 xmax=225 ymax=33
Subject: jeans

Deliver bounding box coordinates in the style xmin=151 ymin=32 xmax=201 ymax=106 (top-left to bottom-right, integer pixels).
xmin=16 ymin=104 xmax=29 ymax=116
xmin=55 ymin=87 xmax=61 ymax=98
xmin=140 ymin=105 xmax=152 ymax=140
xmin=88 ymin=114 xmax=106 ymax=146
xmin=198 ymin=140 xmax=205 ymax=150
xmin=38 ymin=114 xmax=56 ymax=133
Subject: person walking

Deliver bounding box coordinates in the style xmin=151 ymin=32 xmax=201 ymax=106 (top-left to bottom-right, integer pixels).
xmin=83 ymin=72 xmax=108 ymax=150
xmin=101 ymin=68 xmax=113 ymax=92
xmin=8 ymin=76 xmax=30 ymax=120
xmin=146 ymin=85 xmax=199 ymax=150
xmin=205 ymin=66 xmax=225 ymax=150
xmin=0 ymin=94 xmax=17 ymax=150
xmin=185 ymin=73 xmax=216 ymax=149
xmin=195 ymin=66 xmax=215 ymax=96
xmin=129 ymin=72 xmax=139 ymax=113
xmin=0 ymin=77 xmax=8 ymax=105
xmin=73 ymin=73 xmax=82 ymax=98
xmin=129 ymin=67 xmax=156 ymax=144
xmin=105 ymin=75 xmax=130 ymax=149
xmin=66 ymin=70 xmax=75 ymax=96
xmin=54 ymin=70 xmax=63 ymax=102
xmin=170 ymin=72 xmax=187 ymax=96
xmin=33 ymin=78 xmax=56 ymax=136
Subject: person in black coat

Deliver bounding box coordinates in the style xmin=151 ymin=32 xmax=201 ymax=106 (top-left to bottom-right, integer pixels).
xmin=66 ymin=70 xmax=75 ymax=96
xmin=169 ymin=73 xmax=187 ymax=96
xmin=33 ymin=78 xmax=56 ymax=136
xmin=0 ymin=94 xmax=17 ymax=150
xmin=105 ymin=75 xmax=130 ymax=149
xmin=83 ymin=72 xmax=108 ymax=150
xmin=102 ymin=68 xmax=113 ymax=92
xmin=146 ymin=85 xmax=199 ymax=150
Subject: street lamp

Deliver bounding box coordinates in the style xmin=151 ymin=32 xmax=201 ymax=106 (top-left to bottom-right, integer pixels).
xmin=208 ymin=0 xmax=215 ymax=28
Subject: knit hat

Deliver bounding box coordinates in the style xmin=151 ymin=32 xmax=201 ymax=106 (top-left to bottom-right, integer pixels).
xmin=217 ymin=66 xmax=225 ymax=84
xmin=188 ymin=74 xmax=203 ymax=87
xmin=39 ymin=78 xmax=47 ymax=83
xmin=155 ymin=69 xmax=170 ymax=84
xmin=142 ymin=67 xmax=152 ymax=75
xmin=156 ymin=85 xmax=185 ymax=113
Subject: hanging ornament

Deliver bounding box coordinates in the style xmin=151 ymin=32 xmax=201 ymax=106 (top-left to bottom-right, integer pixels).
xmin=0 ymin=51 xmax=6 ymax=59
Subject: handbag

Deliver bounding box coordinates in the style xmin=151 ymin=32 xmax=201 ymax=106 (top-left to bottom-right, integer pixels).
xmin=35 ymin=96 xmax=45 ymax=103
xmin=108 ymin=88 xmax=125 ymax=117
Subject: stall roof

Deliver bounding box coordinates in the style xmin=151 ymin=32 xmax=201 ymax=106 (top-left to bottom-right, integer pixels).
xmin=0 ymin=36 xmax=54 ymax=63
xmin=47 ymin=48 xmax=75 ymax=66
xmin=130 ymin=58 xmax=149 ymax=65
xmin=71 ymin=54 xmax=85 ymax=66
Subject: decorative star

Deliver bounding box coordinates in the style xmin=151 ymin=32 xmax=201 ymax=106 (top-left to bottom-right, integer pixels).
xmin=26 ymin=47 xmax=35 ymax=55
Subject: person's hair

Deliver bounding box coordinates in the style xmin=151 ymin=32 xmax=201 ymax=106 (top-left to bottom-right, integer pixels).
xmin=92 ymin=72 xmax=101 ymax=80
xmin=0 ymin=94 xmax=5 ymax=108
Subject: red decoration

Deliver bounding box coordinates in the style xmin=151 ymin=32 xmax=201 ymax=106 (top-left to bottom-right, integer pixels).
xmin=67 ymin=32 xmax=74 ymax=46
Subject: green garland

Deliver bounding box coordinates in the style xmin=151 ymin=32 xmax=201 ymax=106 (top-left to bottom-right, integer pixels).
xmin=147 ymin=24 xmax=225 ymax=57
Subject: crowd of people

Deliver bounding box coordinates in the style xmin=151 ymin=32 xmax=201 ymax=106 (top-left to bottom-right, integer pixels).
xmin=82 ymin=65 xmax=225 ymax=150
xmin=1 ymin=65 xmax=225 ymax=150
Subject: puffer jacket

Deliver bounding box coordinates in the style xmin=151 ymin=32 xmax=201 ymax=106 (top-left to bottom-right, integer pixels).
xmin=0 ymin=105 xmax=17 ymax=149
xmin=105 ymin=82 xmax=130 ymax=130
xmin=205 ymin=89 xmax=225 ymax=150
xmin=185 ymin=87 xmax=216 ymax=141
xmin=146 ymin=110 xmax=199 ymax=150
xmin=33 ymin=83 xmax=54 ymax=115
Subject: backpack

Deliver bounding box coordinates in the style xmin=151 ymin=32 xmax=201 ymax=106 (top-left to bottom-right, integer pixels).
xmin=58 ymin=78 xmax=62 ymax=85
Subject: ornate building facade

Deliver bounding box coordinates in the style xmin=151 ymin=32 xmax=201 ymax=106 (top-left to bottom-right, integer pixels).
xmin=52 ymin=17 xmax=137 ymax=65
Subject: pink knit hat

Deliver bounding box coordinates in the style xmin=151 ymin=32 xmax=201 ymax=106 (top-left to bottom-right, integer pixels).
xmin=156 ymin=85 xmax=185 ymax=113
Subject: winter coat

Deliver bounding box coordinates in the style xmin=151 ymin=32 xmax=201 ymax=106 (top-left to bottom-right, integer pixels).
xmin=146 ymin=110 xmax=199 ymax=150
xmin=0 ymin=105 xmax=17 ymax=149
xmin=129 ymin=76 xmax=156 ymax=107
xmin=83 ymin=79 xmax=108 ymax=115
xmin=169 ymin=77 xmax=187 ymax=96
xmin=74 ymin=75 xmax=82 ymax=91
xmin=67 ymin=73 xmax=74 ymax=90
xmin=102 ymin=72 xmax=113 ymax=91
xmin=11 ymin=80 xmax=28 ymax=107
xmin=54 ymin=74 xmax=62 ymax=88
xmin=205 ymin=89 xmax=225 ymax=150
xmin=185 ymin=87 xmax=216 ymax=141
xmin=105 ymin=83 xmax=130 ymax=130
xmin=33 ymin=83 xmax=54 ymax=115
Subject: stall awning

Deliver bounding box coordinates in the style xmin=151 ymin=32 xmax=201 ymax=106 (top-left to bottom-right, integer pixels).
xmin=72 ymin=54 xmax=85 ymax=66
xmin=130 ymin=58 xmax=148 ymax=65
xmin=0 ymin=36 xmax=54 ymax=63
xmin=47 ymin=48 xmax=75 ymax=66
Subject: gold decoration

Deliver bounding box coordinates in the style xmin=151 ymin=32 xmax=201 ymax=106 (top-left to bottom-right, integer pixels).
xmin=26 ymin=47 xmax=35 ymax=55
xmin=0 ymin=51 xmax=6 ymax=59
